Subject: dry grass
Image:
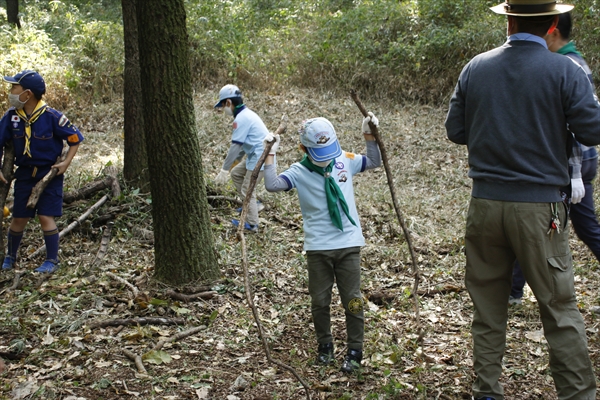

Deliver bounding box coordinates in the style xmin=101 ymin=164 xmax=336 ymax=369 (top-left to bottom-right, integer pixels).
xmin=0 ymin=87 xmax=599 ymax=399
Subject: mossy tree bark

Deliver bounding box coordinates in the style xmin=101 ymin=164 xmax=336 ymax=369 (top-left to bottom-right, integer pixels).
xmin=121 ymin=0 xmax=149 ymax=190
xmin=137 ymin=0 xmax=219 ymax=284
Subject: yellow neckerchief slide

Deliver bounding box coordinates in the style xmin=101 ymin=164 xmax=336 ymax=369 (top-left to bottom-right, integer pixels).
xmin=15 ymin=100 xmax=48 ymax=158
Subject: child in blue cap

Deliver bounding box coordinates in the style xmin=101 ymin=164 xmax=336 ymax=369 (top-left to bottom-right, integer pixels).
xmin=0 ymin=70 xmax=84 ymax=273
xmin=263 ymin=113 xmax=380 ymax=373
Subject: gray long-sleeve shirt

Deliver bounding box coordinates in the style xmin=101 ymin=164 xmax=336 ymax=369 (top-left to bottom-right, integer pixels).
xmin=445 ymin=39 xmax=600 ymax=202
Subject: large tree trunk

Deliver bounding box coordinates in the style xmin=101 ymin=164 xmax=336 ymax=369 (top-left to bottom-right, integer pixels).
xmin=121 ymin=0 xmax=149 ymax=190
xmin=6 ymin=0 xmax=20 ymax=29
xmin=137 ymin=0 xmax=219 ymax=284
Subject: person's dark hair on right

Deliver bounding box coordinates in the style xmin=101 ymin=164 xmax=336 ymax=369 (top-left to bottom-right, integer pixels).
xmin=230 ymin=96 xmax=243 ymax=107
xmin=556 ymin=12 xmax=573 ymax=39
xmin=514 ymin=15 xmax=556 ymax=36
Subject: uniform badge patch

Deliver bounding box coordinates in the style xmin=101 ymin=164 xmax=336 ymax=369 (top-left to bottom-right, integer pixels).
xmin=345 ymin=152 xmax=355 ymax=160
xmin=335 ymin=161 xmax=344 ymax=169
xmin=11 ymin=115 xmax=20 ymax=122
xmin=232 ymin=122 xmax=238 ymax=129
xmin=348 ymin=298 xmax=364 ymax=314
xmin=58 ymin=115 xmax=69 ymax=127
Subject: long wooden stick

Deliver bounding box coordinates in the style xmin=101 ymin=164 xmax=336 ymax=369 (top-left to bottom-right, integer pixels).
xmin=0 ymin=142 xmax=15 ymax=256
xmin=350 ymin=90 xmax=423 ymax=341
xmin=237 ymin=116 xmax=311 ymax=400
xmin=27 ymin=146 xmax=68 ymax=209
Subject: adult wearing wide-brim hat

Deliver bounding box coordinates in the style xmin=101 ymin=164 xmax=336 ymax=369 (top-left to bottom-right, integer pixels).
xmin=445 ymin=0 xmax=600 ymax=399
xmin=490 ymin=0 xmax=573 ymax=16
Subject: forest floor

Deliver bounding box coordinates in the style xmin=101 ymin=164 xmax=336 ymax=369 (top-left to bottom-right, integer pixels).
xmin=1 ymin=87 xmax=600 ymax=400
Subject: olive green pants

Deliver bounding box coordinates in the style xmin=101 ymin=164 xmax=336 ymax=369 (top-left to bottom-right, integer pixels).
xmin=231 ymin=162 xmax=263 ymax=226
xmin=465 ymin=198 xmax=596 ymax=400
xmin=306 ymin=247 xmax=364 ymax=350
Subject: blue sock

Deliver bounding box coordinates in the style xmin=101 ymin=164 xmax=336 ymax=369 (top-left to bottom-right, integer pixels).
xmin=6 ymin=229 xmax=23 ymax=259
xmin=43 ymin=228 xmax=59 ymax=263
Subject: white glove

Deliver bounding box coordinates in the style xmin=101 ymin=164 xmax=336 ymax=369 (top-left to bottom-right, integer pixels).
xmin=215 ymin=169 xmax=229 ymax=185
xmin=362 ymin=111 xmax=379 ymax=134
xmin=571 ymin=178 xmax=585 ymax=204
xmin=264 ymin=134 xmax=280 ymax=155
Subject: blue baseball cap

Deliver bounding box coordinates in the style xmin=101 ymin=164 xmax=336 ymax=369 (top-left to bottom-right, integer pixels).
xmin=214 ymin=84 xmax=242 ymax=108
xmin=299 ymin=117 xmax=342 ymax=162
xmin=4 ymin=70 xmax=46 ymax=97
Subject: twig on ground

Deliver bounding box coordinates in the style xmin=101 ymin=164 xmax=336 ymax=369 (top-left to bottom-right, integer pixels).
xmin=88 ymin=317 xmax=185 ymax=329
xmin=123 ymin=348 xmax=147 ymax=375
xmin=150 ymin=325 xmax=207 ymax=352
xmin=165 ymin=290 xmax=217 ymax=302
xmin=350 ymin=89 xmax=423 ymax=342
xmin=106 ymin=271 xmax=139 ymax=298
xmin=237 ymin=116 xmax=312 ymax=400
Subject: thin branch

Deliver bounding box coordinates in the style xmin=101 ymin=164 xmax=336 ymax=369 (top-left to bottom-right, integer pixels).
xmin=350 ymin=89 xmax=423 ymax=342
xmin=150 ymin=325 xmax=207 ymax=352
xmin=106 ymin=271 xmax=139 ymax=298
xmin=88 ymin=317 xmax=185 ymax=329
xmin=237 ymin=116 xmax=312 ymax=400
xmin=165 ymin=290 xmax=217 ymax=302
xmin=28 ymin=194 xmax=110 ymax=260
xmin=123 ymin=348 xmax=147 ymax=375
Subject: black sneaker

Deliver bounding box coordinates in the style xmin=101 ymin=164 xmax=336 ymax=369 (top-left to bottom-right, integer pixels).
xmin=316 ymin=342 xmax=334 ymax=364
xmin=340 ymin=348 xmax=362 ymax=373
xmin=474 ymin=397 xmax=496 ymax=400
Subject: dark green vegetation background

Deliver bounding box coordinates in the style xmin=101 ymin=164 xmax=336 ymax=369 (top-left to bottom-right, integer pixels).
xmin=1 ymin=0 xmax=598 ymax=105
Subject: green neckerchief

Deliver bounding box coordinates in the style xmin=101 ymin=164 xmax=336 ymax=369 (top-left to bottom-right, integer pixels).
xmin=557 ymin=41 xmax=582 ymax=58
xmin=299 ymin=154 xmax=357 ymax=231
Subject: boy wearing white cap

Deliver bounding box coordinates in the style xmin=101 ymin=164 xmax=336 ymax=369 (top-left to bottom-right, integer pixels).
xmin=213 ymin=84 xmax=269 ymax=233
xmin=264 ymin=114 xmax=380 ymax=373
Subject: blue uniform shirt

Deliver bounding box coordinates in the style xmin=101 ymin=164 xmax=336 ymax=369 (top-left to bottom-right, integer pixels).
xmin=0 ymin=106 xmax=84 ymax=167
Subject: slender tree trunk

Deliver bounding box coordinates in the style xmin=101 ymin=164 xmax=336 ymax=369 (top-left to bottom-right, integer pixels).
xmin=6 ymin=0 xmax=20 ymax=29
xmin=137 ymin=0 xmax=219 ymax=284
xmin=121 ymin=0 xmax=149 ymax=190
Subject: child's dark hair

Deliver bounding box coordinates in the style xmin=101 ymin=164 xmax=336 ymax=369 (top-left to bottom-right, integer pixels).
xmin=556 ymin=12 xmax=572 ymax=39
xmin=230 ymin=96 xmax=244 ymax=107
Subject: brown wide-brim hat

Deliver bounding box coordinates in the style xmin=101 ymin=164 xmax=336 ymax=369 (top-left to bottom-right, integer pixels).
xmin=491 ymin=0 xmax=573 ymax=16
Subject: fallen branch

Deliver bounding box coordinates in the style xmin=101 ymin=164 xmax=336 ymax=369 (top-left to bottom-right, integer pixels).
xmin=28 ymin=194 xmax=110 ymax=260
xmin=0 ymin=142 xmax=15 ymax=254
xmin=150 ymin=325 xmax=207 ymax=352
xmin=88 ymin=317 xmax=185 ymax=329
xmin=63 ymin=176 xmax=112 ymax=204
xmin=350 ymin=89 xmax=423 ymax=342
xmin=106 ymin=271 xmax=139 ymax=298
xmin=27 ymin=146 xmax=68 ymax=209
xmin=206 ymin=195 xmax=242 ymax=206
xmin=165 ymin=290 xmax=217 ymax=302
xmin=123 ymin=348 xmax=147 ymax=375
xmin=237 ymin=116 xmax=311 ymax=400
xmin=90 ymin=222 xmax=113 ymax=269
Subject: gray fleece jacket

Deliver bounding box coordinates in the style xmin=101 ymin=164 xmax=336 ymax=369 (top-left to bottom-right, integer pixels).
xmin=445 ymin=39 xmax=600 ymax=203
